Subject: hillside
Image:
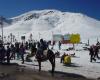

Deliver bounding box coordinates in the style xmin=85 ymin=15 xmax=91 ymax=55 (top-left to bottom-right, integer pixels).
xmin=1 ymin=9 xmax=100 ymax=44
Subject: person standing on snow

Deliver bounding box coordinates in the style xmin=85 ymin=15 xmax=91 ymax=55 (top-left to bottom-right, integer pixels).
xmin=10 ymin=44 xmax=16 ymax=60
xmin=0 ymin=44 xmax=6 ymax=63
xmin=89 ymin=45 xmax=96 ymax=62
xmin=6 ymin=45 xmax=11 ymax=64
xmin=94 ymin=45 xmax=100 ymax=59
xmin=19 ymin=44 xmax=25 ymax=64
xmin=15 ymin=42 xmax=20 ymax=60
xmin=58 ymin=41 xmax=61 ymax=50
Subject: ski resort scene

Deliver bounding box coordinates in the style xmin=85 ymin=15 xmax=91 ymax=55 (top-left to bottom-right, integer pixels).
xmin=0 ymin=0 xmax=100 ymax=80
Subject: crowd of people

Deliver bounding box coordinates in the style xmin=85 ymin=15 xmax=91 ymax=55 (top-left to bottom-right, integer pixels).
xmin=0 ymin=39 xmax=51 ymax=64
xmin=89 ymin=42 xmax=100 ymax=62
xmin=0 ymin=42 xmax=25 ymax=64
xmin=1 ymin=37 xmax=100 ymax=65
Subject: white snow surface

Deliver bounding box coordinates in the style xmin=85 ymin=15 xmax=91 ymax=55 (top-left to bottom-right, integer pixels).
xmin=1 ymin=9 xmax=100 ymax=44
xmin=11 ymin=44 xmax=100 ymax=79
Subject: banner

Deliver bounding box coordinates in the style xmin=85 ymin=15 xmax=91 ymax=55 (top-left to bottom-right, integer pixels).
xmin=53 ymin=34 xmax=63 ymax=41
xmin=63 ymin=34 xmax=70 ymax=40
xmin=53 ymin=33 xmax=80 ymax=44
xmin=70 ymin=34 xmax=80 ymax=44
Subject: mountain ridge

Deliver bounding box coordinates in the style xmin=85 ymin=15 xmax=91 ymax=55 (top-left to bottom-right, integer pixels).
xmin=0 ymin=9 xmax=100 ymax=44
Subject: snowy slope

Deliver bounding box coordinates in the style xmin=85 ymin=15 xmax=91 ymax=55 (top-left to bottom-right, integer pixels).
xmin=0 ymin=17 xmax=12 ymax=27
xmin=1 ymin=9 xmax=100 ymax=44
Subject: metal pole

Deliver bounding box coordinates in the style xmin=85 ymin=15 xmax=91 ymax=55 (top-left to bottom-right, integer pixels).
xmin=88 ymin=39 xmax=89 ymax=46
xmin=0 ymin=16 xmax=3 ymax=43
xmin=39 ymin=32 xmax=40 ymax=40
xmin=10 ymin=33 xmax=12 ymax=44
xmin=97 ymin=37 xmax=98 ymax=43
xmin=1 ymin=23 xmax=3 ymax=43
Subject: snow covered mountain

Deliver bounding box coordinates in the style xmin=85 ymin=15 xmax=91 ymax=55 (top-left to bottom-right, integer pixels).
xmin=0 ymin=17 xmax=12 ymax=27
xmin=1 ymin=9 xmax=100 ymax=44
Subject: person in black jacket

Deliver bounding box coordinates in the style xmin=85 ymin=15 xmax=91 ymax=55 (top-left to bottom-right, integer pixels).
xmin=36 ymin=39 xmax=48 ymax=57
xmin=25 ymin=41 xmax=29 ymax=50
xmin=89 ymin=45 xmax=96 ymax=62
xmin=58 ymin=41 xmax=61 ymax=50
xmin=94 ymin=46 xmax=99 ymax=59
xmin=10 ymin=44 xmax=16 ymax=60
xmin=15 ymin=42 xmax=20 ymax=60
xmin=19 ymin=44 xmax=25 ymax=64
xmin=39 ymin=39 xmax=48 ymax=51
xmin=6 ymin=45 xmax=11 ymax=64
xmin=0 ymin=44 xmax=6 ymax=63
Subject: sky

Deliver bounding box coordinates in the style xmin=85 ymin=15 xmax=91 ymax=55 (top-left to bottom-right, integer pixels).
xmin=0 ymin=0 xmax=100 ymax=20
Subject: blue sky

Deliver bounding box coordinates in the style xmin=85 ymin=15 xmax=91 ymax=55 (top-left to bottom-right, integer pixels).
xmin=0 ymin=0 xmax=100 ymax=20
